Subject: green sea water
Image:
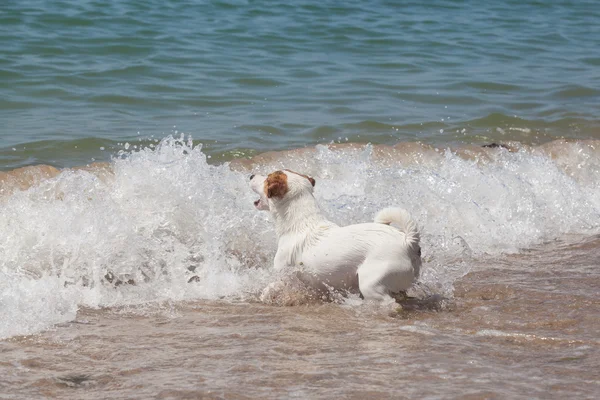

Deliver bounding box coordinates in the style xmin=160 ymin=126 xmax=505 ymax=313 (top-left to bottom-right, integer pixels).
xmin=1 ymin=0 xmax=600 ymax=169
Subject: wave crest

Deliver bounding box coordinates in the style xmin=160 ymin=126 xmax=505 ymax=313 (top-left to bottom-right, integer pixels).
xmin=1 ymin=136 xmax=599 ymax=338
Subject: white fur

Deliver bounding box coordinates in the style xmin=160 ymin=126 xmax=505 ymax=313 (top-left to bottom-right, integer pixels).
xmin=250 ymin=171 xmax=422 ymax=302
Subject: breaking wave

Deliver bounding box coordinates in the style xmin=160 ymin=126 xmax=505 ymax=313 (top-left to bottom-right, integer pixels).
xmin=1 ymin=136 xmax=599 ymax=338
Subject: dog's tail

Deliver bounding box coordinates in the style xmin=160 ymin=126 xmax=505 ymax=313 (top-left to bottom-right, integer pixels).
xmin=374 ymin=207 xmax=420 ymax=246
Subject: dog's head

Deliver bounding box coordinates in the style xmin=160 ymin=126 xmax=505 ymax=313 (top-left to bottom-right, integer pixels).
xmin=249 ymin=170 xmax=316 ymax=211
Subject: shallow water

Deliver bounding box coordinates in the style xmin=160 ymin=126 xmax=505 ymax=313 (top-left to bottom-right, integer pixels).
xmin=1 ymin=138 xmax=600 ymax=398
xmin=2 ymin=236 xmax=598 ymax=399
xmin=2 ymin=137 xmax=600 ymax=336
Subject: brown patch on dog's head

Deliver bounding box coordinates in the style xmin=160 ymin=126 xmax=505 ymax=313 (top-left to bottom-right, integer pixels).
xmin=265 ymin=171 xmax=289 ymax=198
xmin=284 ymin=169 xmax=316 ymax=187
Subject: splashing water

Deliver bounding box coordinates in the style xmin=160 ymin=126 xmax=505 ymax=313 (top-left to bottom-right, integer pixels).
xmin=1 ymin=136 xmax=599 ymax=338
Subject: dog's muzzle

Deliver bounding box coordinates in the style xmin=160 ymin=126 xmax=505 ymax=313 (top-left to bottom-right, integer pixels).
xmin=250 ymin=174 xmax=269 ymax=211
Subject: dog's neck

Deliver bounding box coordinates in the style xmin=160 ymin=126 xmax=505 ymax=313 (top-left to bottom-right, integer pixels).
xmin=270 ymin=192 xmax=328 ymax=238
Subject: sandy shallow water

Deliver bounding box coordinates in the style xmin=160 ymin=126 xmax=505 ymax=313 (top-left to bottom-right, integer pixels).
xmin=2 ymin=235 xmax=598 ymax=400
xmin=2 ymin=139 xmax=600 ymax=399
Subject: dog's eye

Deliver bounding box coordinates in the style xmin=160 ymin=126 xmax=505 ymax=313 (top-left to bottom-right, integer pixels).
xmin=249 ymin=174 xmax=255 ymax=181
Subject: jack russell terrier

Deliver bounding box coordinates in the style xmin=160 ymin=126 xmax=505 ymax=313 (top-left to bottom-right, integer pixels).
xmin=250 ymin=169 xmax=422 ymax=302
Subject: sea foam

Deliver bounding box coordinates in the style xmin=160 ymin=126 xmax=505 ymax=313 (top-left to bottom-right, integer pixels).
xmin=1 ymin=136 xmax=599 ymax=338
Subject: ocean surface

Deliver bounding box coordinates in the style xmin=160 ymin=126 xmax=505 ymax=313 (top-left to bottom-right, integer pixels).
xmin=2 ymin=0 xmax=600 ymax=168
xmin=1 ymin=1 xmax=600 ymax=399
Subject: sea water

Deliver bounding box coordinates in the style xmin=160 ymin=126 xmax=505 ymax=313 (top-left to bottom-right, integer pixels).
xmin=1 ymin=1 xmax=600 ymax=398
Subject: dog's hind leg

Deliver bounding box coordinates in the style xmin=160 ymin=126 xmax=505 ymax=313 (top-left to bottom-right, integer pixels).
xmin=357 ymin=257 xmax=415 ymax=302
xmin=356 ymin=263 xmax=395 ymax=302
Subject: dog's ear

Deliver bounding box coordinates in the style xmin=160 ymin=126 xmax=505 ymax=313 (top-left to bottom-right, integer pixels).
xmin=265 ymin=171 xmax=289 ymax=198
xmin=281 ymin=168 xmax=315 ymax=187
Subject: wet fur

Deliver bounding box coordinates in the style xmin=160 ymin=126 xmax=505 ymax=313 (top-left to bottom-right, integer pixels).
xmin=251 ymin=170 xmax=422 ymax=302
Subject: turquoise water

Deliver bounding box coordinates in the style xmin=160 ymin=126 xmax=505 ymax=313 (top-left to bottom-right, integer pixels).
xmin=1 ymin=0 xmax=600 ymax=169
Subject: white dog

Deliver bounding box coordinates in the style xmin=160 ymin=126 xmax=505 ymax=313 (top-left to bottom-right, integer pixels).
xmin=250 ymin=169 xmax=422 ymax=302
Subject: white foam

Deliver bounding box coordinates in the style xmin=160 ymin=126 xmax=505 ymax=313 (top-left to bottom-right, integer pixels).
xmin=398 ymin=323 xmax=437 ymax=336
xmin=0 ymin=273 xmax=78 ymax=338
xmin=1 ymin=136 xmax=599 ymax=338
